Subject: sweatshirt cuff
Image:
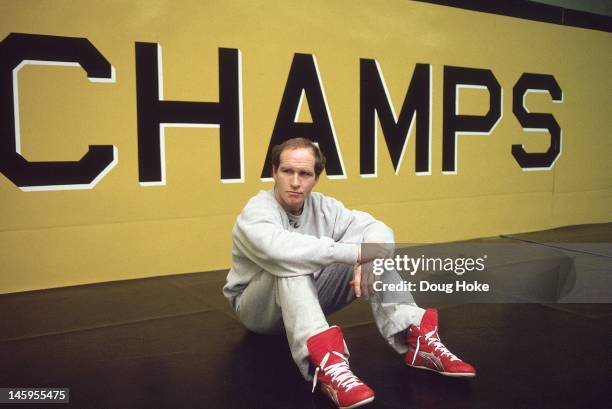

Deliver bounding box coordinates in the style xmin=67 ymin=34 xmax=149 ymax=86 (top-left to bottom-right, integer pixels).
xmin=333 ymin=242 xmax=359 ymax=265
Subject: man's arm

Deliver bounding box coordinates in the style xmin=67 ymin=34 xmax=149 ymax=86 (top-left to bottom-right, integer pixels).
xmin=323 ymin=197 xmax=396 ymax=297
xmin=234 ymin=204 xmax=358 ymax=277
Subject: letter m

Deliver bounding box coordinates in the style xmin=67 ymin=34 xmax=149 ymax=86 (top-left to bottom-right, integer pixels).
xmin=360 ymin=60 xmax=431 ymax=176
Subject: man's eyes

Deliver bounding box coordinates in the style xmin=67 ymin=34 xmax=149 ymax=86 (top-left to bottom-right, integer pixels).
xmin=281 ymin=169 xmax=313 ymax=177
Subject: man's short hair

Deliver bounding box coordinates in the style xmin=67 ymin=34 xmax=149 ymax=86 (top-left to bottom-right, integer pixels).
xmin=271 ymin=138 xmax=327 ymax=178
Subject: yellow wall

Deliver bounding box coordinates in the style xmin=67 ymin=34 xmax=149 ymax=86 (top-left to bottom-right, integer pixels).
xmin=1 ymin=0 xmax=610 ymax=294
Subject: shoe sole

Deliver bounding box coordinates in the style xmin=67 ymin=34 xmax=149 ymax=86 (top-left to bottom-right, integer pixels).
xmin=340 ymin=396 xmax=375 ymax=409
xmin=321 ymin=384 xmax=375 ymax=409
xmin=406 ymin=363 xmax=476 ymax=378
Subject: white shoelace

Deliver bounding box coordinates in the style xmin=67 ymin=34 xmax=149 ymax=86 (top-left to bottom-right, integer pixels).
xmin=411 ymin=326 xmax=459 ymax=365
xmin=312 ymin=351 xmax=364 ymax=393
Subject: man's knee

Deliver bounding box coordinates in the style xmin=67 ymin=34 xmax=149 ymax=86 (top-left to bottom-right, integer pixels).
xmin=377 ymin=224 xmax=395 ymax=244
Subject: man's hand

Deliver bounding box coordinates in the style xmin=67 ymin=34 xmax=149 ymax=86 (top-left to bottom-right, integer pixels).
xmin=350 ymin=263 xmax=363 ymax=298
xmin=352 ymin=241 xmax=392 ymax=298
xmin=350 ymin=261 xmax=379 ymax=299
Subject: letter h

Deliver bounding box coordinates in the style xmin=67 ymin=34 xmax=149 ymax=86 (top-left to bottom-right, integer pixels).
xmin=135 ymin=43 xmax=243 ymax=185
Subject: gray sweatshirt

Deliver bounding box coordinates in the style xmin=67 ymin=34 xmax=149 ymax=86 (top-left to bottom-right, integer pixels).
xmin=222 ymin=189 xmax=393 ymax=308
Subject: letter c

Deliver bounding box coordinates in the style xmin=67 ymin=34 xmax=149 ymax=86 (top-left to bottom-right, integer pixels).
xmin=0 ymin=33 xmax=117 ymax=191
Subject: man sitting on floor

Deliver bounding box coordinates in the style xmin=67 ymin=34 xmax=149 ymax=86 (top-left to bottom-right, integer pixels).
xmin=223 ymin=137 xmax=475 ymax=408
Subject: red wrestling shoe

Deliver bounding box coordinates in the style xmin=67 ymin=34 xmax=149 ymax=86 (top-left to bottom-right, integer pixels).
xmin=405 ymin=308 xmax=476 ymax=377
xmin=307 ymin=326 xmax=375 ymax=409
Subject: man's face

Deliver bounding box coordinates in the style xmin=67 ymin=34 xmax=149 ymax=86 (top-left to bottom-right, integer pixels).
xmin=273 ymin=147 xmax=318 ymax=214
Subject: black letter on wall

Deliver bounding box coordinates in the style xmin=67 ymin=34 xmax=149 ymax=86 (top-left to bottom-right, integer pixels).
xmin=512 ymin=73 xmax=562 ymax=169
xmin=260 ymin=54 xmax=344 ymax=179
xmin=443 ymin=66 xmax=502 ymax=174
xmin=135 ymin=43 xmax=242 ymax=185
xmin=360 ymin=60 xmax=431 ymax=176
xmin=0 ymin=33 xmax=116 ymax=191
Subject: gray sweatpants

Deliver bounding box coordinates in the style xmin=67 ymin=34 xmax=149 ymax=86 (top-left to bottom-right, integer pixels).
xmin=235 ymin=263 xmax=425 ymax=380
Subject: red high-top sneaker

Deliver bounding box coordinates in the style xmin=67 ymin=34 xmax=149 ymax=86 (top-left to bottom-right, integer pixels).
xmin=405 ymin=308 xmax=476 ymax=377
xmin=307 ymin=326 xmax=375 ymax=409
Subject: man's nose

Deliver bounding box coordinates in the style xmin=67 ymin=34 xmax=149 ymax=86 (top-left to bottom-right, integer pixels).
xmin=290 ymin=173 xmax=300 ymax=187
